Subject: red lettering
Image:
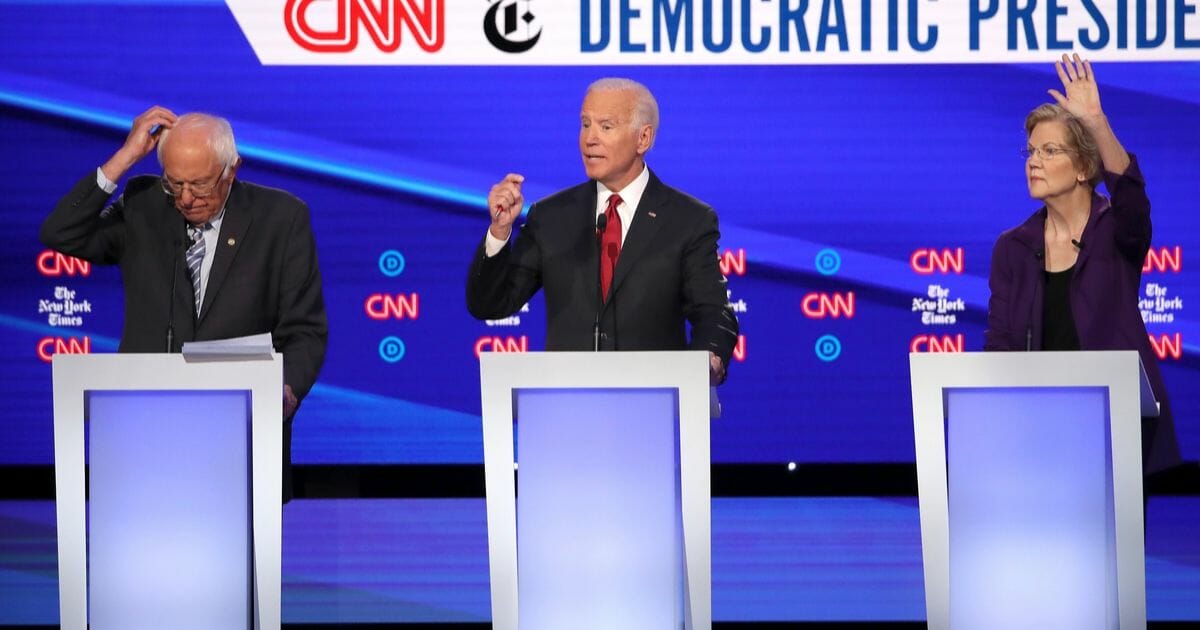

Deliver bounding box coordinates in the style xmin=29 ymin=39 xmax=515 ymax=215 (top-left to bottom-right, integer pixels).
xmin=474 ymin=336 xmax=529 ymax=358
xmin=910 ymin=334 xmax=964 ymax=353
xmin=364 ymin=293 xmax=420 ymax=320
xmin=37 ymin=336 xmax=91 ymax=363
xmin=731 ymin=335 xmax=746 ymax=362
xmin=718 ymin=249 xmax=747 ymax=276
xmin=1147 ymin=333 xmax=1182 ymax=360
xmin=36 ymin=251 xmax=91 ymax=277
xmin=1143 ymin=247 xmax=1182 ymax=273
xmin=801 ymin=292 xmax=855 ymax=319
xmin=284 ymin=0 xmax=444 ymax=53
xmin=910 ymin=248 xmax=964 ymax=275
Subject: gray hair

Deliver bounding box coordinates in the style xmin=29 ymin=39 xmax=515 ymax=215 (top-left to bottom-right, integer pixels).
xmin=1025 ymin=104 xmax=1102 ymax=189
xmin=157 ymin=113 xmax=240 ymax=169
xmin=586 ymin=78 xmax=659 ymax=149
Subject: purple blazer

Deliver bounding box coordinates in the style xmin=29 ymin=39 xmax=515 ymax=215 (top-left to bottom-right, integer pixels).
xmin=984 ymin=155 xmax=1181 ymax=474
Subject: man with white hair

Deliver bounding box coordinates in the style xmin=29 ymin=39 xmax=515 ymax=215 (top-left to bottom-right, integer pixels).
xmin=467 ymin=78 xmax=738 ymax=383
xmin=42 ymin=106 xmax=327 ymax=502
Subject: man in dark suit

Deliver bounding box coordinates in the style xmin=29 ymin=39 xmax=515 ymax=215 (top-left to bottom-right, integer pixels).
xmin=41 ymin=106 xmax=328 ymax=501
xmin=467 ymin=79 xmax=738 ymax=382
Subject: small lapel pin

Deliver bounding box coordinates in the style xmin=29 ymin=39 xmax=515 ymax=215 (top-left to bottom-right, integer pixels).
xmin=648 ymin=211 xmax=657 ymax=218
xmin=227 ymin=237 xmax=236 ymax=246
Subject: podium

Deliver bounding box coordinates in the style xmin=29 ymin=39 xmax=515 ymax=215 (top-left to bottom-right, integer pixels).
xmin=51 ymin=353 xmax=283 ymax=630
xmin=909 ymin=351 xmax=1156 ymax=630
xmin=479 ymin=351 xmax=712 ymax=630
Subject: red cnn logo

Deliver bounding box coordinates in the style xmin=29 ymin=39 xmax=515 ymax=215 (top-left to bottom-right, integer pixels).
xmin=1148 ymin=333 xmax=1182 ymax=360
xmin=719 ymin=249 xmax=746 ymax=276
xmin=37 ymin=336 xmax=91 ymax=363
xmin=37 ymin=251 xmax=90 ymax=277
xmin=365 ymin=293 xmax=420 ymax=320
xmin=910 ymin=334 xmax=964 ymax=353
xmin=801 ymin=292 xmax=855 ymax=319
xmin=284 ymin=0 xmax=444 ymax=53
xmin=1143 ymin=247 xmax=1182 ymax=273
xmin=731 ymin=335 xmax=746 ymax=362
xmin=911 ymin=248 xmax=964 ymax=275
xmin=475 ymin=336 xmax=528 ymax=358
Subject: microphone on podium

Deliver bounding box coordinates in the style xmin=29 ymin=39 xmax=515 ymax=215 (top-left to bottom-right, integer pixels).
xmin=593 ymin=213 xmax=608 ymax=351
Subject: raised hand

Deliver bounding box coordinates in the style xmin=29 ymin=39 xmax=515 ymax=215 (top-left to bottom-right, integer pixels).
xmin=101 ymin=106 xmax=178 ymax=183
xmin=487 ymin=173 xmax=525 ymax=240
xmin=1048 ymin=53 xmax=1103 ymax=123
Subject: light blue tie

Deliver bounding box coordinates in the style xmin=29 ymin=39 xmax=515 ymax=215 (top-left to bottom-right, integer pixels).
xmin=185 ymin=224 xmax=209 ymax=314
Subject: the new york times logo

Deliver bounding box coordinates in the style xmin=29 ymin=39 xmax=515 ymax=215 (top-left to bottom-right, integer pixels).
xmin=484 ymin=0 xmax=541 ymax=53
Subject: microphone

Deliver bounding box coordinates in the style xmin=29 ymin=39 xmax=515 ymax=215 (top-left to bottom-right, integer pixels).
xmin=1071 ymin=238 xmax=1085 ymax=249
xmin=593 ymin=213 xmax=607 ymax=352
xmin=165 ymin=237 xmax=186 ymax=352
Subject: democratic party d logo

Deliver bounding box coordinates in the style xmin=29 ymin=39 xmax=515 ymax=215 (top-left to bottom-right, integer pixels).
xmin=484 ymin=0 xmax=541 ymax=53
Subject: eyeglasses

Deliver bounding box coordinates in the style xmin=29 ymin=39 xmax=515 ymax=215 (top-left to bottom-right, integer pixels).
xmin=1020 ymin=145 xmax=1074 ymax=161
xmin=161 ymin=166 xmax=229 ymax=198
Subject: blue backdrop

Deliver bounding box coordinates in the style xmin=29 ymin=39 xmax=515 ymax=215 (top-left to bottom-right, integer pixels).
xmin=1 ymin=0 xmax=1197 ymax=468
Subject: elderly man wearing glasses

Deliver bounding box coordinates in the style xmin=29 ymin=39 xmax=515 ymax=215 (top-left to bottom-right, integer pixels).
xmin=41 ymin=106 xmax=328 ymax=502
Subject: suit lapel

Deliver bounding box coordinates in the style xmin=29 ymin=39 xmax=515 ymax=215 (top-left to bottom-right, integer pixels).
xmin=199 ymin=182 xmax=252 ymax=323
xmin=609 ymin=172 xmax=666 ymax=298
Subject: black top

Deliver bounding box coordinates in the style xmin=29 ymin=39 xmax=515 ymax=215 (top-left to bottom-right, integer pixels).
xmin=1042 ymin=265 xmax=1081 ymax=351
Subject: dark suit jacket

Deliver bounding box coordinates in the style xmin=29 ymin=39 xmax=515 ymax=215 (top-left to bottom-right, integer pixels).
xmin=984 ymin=155 xmax=1180 ymax=474
xmin=467 ymin=170 xmax=739 ymax=368
xmin=42 ymin=173 xmax=329 ymax=500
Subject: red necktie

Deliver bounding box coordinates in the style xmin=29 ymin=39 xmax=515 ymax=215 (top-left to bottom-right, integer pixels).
xmin=600 ymin=193 xmax=623 ymax=302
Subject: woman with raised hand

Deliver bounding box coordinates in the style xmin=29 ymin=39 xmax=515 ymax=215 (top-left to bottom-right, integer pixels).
xmin=984 ymin=54 xmax=1180 ymax=475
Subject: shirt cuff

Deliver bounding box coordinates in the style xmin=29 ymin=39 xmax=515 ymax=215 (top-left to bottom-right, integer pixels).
xmin=483 ymin=229 xmax=508 ymax=257
xmin=95 ymin=167 xmax=117 ymax=194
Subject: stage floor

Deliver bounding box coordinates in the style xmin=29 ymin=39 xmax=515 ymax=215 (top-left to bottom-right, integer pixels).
xmin=1 ymin=497 xmax=1197 ymax=624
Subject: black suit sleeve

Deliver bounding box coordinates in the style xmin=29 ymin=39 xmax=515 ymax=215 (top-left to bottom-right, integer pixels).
xmin=466 ymin=206 xmax=544 ymax=320
xmin=681 ymin=206 xmax=739 ymax=366
xmin=273 ymin=202 xmax=327 ymax=402
xmin=40 ymin=173 xmax=129 ymax=264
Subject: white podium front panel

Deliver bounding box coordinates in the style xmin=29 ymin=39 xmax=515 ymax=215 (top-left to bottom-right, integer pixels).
xmin=52 ymin=353 xmax=282 ymax=630
xmin=89 ymin=390 xmax=251 ymax=630
xmin=479 ymin=351 xmax=711 ymax=630
xmin=910 ymin=351 xmax=1146 ymax=630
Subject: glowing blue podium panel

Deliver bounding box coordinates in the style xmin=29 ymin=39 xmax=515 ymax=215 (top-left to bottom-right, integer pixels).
xmin=910 ymin=352 xmax=1150 ymax=630
xmin=480 ymin=352 xmax=712 ymax=630
xmin=88 ymin=390 xmax=251 ymax=630
xmin=515 ymin=389 xmax=681 ymax=629
xmin=51 ymin=353 xmax=283 ymax=630
xmin=946 ymin=388 xmax=1113 ymax=629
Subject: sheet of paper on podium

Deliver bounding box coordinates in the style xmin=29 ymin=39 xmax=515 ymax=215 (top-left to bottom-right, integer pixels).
xmin=182 ymin=332 xmax=274 ymax=361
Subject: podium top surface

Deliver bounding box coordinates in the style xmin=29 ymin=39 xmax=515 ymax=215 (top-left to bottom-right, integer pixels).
xmin=480 ymin=351 xmax=710 ymax=389
xmin=909 ymin=350 xmax=1157 ymax=417
xmin=52 ymin=352 xmax=283 ymax=391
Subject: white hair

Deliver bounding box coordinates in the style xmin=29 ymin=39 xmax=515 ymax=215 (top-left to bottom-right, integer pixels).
xmin=157 ymin=113 xmax=240 ymax=169
xmin=586 ymin=78 xmax=659 ymax=149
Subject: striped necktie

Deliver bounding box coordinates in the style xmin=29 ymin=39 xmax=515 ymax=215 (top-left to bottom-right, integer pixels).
xmin=186 ymin=224 xmax=209 ymax=315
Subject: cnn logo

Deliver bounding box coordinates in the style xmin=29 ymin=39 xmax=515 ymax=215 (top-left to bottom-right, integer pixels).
xmin=285 ymin=0 xmax=444 ymax=53
xmin=37 ymin=251 xmax=90 ymax=277
xmin=911 ymin=248 xmax=963 ymax=275
xmin=1143 ymin=247 xmax=1181 ymax=273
